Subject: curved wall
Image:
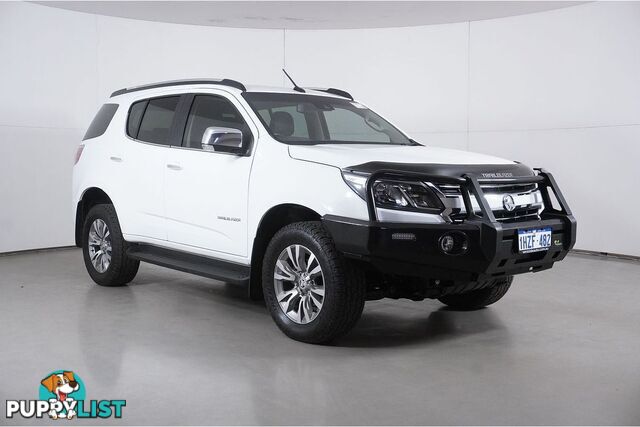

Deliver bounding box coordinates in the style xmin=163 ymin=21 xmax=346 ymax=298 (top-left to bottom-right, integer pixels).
xmin=0 ymin=2 xmax=285 ymax=253
xmin=1 ymin=2 xmax=639 ymax=255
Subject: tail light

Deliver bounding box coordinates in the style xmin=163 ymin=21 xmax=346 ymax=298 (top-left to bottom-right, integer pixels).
xmin=74 ymin=144 xmax=85 ymax=165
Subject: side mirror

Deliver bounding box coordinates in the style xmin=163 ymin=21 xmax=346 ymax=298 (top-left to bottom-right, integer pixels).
xmin=201 ymin=127 xmax=245 ymax=155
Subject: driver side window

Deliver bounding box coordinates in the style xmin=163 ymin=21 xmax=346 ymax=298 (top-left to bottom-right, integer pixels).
xmin=183 ymin=95 xmax=251 ymax=149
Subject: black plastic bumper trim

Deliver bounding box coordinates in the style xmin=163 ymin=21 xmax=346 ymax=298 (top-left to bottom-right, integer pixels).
xmin=323 ymin=214 xmax=575 ymax=282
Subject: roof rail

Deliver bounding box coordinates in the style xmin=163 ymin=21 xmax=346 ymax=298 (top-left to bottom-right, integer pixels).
xmin=309 ymin=87 xmax=354 ymax=100
xmin=110 ymin=78 xmax=246 ymax=97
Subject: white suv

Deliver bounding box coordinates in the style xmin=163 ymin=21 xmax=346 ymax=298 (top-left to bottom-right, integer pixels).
xmin=73 ymin=78 xmax=576 ymax=343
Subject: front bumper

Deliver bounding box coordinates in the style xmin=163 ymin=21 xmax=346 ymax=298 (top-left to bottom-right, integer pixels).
xmin=323 ymin=169 xmax=577 ymax=282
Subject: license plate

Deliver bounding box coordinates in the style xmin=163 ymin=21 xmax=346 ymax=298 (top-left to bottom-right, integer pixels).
xmin=517 ymin=227 xmax=552 ymax=253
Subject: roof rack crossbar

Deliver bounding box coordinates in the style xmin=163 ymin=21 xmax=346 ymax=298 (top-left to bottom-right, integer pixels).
xmin=308 ymin=87 xmax=354 ymax=100
xmin=110 ymin=78 xmax=246 ymax=97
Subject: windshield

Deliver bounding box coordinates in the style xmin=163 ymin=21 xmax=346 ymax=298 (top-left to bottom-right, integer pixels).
xmin=242 ymin=92 xmax=413 ymax=145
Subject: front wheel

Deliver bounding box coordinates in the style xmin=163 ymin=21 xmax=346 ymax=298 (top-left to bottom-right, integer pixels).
xmin=262 ymin=222 xmax=366 ymax=344
xmin=438 ymin=276 xmax=513 ymax=310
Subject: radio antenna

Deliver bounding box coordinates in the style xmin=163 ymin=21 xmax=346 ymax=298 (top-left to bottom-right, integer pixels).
xmin=282 ymin=69 xmax=305 ymax=93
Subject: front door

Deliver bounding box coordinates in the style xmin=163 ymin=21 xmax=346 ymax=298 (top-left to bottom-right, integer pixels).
xmin=164 ymin=92 xmax=256 ymax=257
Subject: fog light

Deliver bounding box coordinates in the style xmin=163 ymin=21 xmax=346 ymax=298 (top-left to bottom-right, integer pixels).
xmin=439 ymin=232 xmax=469 ymax=255
xmin=440 ymin=235 xmax=454 ymax=252
xmin=392 ymin=232 xmax=416 ymax=241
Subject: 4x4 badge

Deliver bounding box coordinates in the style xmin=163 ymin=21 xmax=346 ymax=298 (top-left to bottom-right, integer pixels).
xmin=502 ymin=194 xmax=516 ymax=211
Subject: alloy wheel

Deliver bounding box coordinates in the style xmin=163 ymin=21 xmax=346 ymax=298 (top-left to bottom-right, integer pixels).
xmin=273 ymin=244 xmax=325 ymax=324
xmin=88 ymin=218 xmax=112 ymax=273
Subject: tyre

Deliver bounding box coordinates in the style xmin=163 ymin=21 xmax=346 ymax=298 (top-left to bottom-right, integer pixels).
xmin=82 ymin=204 xmax=139 ymax=286
xmin=262 ymin=221 xmax=366 ymax=344
xmin=438 ymin=276 xmax=513 ymax=310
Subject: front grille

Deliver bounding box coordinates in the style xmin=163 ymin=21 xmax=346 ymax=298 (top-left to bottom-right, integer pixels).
xmin=435 ymin=182 xmax=542 ymax=223
xmin=437 ymin=184 xmax=463 ymax=196
xmin=493 ymin=207 xmax=540 ymax=223
xmin=437 ymin=182 xmax=538 ymax=195
xmin=479 ymin=183 xmax=537 ymax=194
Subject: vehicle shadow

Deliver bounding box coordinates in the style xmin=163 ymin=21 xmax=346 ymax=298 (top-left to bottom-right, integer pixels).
xmin=334 ymin=304 xmax=509 ymax=348
xmin=81 ymin=262 xmax=507 ymax=352
xmin=128 ymin=273 xmax=508 ymax=350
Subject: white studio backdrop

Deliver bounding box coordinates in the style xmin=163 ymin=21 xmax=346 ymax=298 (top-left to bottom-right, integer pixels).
xmin=1 ymin=1 xmax=639 ymax=255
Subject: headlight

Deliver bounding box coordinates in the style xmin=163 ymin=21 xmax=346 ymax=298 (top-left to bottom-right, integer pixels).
xmin=373 ymin=180 xmax=443 ymax=211
xmin=341 ymin=170 xmax=444 ymax=212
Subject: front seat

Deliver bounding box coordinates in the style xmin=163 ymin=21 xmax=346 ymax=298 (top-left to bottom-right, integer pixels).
xmin=270 ymin=111 xmax=294 ymax=138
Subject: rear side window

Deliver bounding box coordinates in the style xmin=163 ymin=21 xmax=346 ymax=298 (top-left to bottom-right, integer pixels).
xmin=83 ymin=104 xmax=118 ymax=140
xmin=127 ymin=100 xmax=147 ymax=138
xmin=136 ymin=96 xmax=180 ymax=145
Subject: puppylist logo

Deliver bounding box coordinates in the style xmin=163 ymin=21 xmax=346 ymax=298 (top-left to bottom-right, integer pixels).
xmin=6 ymin=370 xmax=126 ymax=420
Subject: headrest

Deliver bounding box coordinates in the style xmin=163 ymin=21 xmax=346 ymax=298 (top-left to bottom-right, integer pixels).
xmin=270 ymin=111 xmax=294 ymax=138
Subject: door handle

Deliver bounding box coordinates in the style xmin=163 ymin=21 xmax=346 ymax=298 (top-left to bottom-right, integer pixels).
xmin=166 ymin=164 xmax=182 ymax=171
xmin=110 ymin=156 xmax=123 ymax=162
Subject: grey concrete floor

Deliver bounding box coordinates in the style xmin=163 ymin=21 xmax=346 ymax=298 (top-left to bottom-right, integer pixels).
xmin=1 ymin=248 xmax=639 ymax=425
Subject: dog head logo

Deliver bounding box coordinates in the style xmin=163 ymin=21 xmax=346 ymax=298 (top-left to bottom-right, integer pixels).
xmin=41 ymin=372 xmax=80 ymax=402
xmin=38 ymin=370 xmax=85 ymax=420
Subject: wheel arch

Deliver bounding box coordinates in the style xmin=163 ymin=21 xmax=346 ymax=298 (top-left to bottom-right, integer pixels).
xmin=249 ymin=203 xmax=321 ymax=300
xmin=75 ymin=187 xmax=113 ymax=247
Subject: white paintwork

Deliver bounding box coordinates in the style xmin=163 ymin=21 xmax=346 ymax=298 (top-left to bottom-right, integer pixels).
xmin=288 ymin=144 xmax=513 ymax=169
xmin=113 ymin=128 xmax=168 ymax=241
xmin=73 ymin=82 xmax=519 ymax=265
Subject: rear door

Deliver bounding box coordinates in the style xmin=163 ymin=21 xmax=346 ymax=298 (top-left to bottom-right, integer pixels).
xmin=117 ymin=95 xmax=183 ymax=241
xmin=164 ymin=91 xmax=257 ymax=256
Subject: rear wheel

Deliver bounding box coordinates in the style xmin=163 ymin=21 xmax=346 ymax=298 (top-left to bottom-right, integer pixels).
xmin=82 ymin=204 xmax=139 ymax=286
xmin=438 ymin=276 xmax=513 ymax=310
xmin=262 ymin=222 xmax=366 ymax=344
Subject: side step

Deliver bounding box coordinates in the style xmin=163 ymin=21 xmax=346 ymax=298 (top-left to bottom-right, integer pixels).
xmin=126 ymin=244 xmax=250 ymax=286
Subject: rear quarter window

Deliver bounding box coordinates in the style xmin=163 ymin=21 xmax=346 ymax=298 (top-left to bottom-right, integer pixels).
xmin=127 ymin=100 xmax=148 ymax=138
xmin=83 ymin=103 xmax=119 ymax=140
